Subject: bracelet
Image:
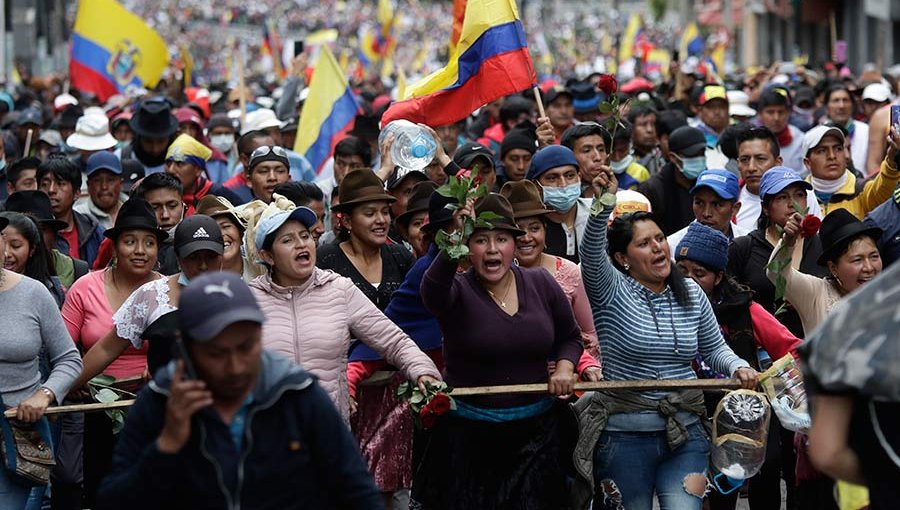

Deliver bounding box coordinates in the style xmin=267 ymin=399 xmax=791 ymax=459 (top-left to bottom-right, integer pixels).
xmin=40 ymin=387 xmax=55 ymax=404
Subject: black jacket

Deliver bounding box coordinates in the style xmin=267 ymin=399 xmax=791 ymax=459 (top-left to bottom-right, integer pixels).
xmin=98 ymin=351 xmax=383 ymax=510
xmin=636 ymin=162 xmax=695 ymax=236
xmin=727 ymin=229 xmax=827 ymax=338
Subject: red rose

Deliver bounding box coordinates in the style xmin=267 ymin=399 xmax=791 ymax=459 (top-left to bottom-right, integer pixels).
xmin=419 ymin=406 xmax=437 ymax=428
xmin=597 ymin=74 xmax=618 ymax=95
xmin=800 ymin=215 xmax=822 ymax=239
xmin=430 ymin=393 xmax=452 ymax=415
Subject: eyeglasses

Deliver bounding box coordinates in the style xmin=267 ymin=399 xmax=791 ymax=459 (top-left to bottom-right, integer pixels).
xmin=250 ymin=145 xmax=288 ymax=159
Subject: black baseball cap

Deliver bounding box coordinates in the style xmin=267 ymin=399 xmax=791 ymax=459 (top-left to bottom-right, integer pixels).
xmin=174 ymin=215 xmax=224 ymax=259
xmin=452 ymin=142 xmax=495 ymax=171
xmin=386 ymin=167 xmax=428 ymax=191
xmin=668 ymin=126 xmax=707 ymax=157
xmin=178 ymin=271 xmax=265 ymax=342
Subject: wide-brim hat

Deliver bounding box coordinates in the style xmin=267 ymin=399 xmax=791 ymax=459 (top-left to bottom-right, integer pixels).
xmin=332 ymin=169 xmax=396 ymax=213
xmin=0 ymin=215 xmax=8 ymax=231
xmin=396 ymin=181 xmax=438 ymax=227
xmin=421 ymin=186 xmax=457 ymax=234
xmin=817 ymin=209 xmax=883 ymax=266
xmin=500 ymin=180 xmax=552 ymax=219
xmin=103 ymin=198 xmax=168 ymax=242
xmin=196 ymin=195 xmax=246 ymax=232
xmin=4 ymin=190 xmax=68 ymax=231
xmin=473 ymin=194 xmax=524 ymax=237
xmin=129 ymin=99 xmax=178 ymax=139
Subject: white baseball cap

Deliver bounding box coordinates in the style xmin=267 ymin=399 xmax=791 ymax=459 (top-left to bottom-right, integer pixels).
xmin=862 ymin=83 xmax=892 ymax=103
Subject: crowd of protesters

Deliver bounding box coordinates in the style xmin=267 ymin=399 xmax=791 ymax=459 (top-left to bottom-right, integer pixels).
xmin=1 ymin=7 xmax=900 ymax=510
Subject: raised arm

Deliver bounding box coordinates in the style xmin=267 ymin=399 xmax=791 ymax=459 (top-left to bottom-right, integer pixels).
xmin=579 ymin=170 xmax=623 ymax=308
xmin=766 ymin=214 xmax=827 ymax=325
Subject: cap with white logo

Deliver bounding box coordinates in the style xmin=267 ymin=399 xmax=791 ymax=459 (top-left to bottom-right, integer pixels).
xmin=179 ymin=272 xmax=265 ymax=342
xmin=174 ymin=214 xmax=224 ymax=259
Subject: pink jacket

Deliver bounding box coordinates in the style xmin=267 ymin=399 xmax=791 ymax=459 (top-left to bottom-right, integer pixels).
xmin=249 ymin=268 xmax=441 ymax=419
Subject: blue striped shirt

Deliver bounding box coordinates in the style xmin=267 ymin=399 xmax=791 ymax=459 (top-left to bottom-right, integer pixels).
xmin=580 ymin=202 xmax=748 ymax=400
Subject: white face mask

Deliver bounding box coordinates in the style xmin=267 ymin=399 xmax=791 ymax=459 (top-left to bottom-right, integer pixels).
xmin=210 ymin=134 xmax=235 ymax=153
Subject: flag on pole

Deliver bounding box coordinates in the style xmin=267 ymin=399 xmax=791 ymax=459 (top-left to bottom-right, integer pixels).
xmin=294 ymin=47 xmax=360 ymax=174
xmin=70 ymin=0 xmax=168 ymax=101
xmin=381 ymin=0 xmax=536 ymax=127
xmin=680 ymin=22 xmax=704 ymax=57
xmin=262 ymin=21 xmax=286 ymax=79
xmin=449 ymin=0 xmax=467 ymax=56
xmin=619 ymin=14 xmax=642 ymax=66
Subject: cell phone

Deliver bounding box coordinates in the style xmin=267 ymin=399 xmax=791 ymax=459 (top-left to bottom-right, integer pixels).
xmin=293 ymin=40 xmax=305 ymax=57
xmin=174 ymin=336 xmax=198 ymax=380
xmin=891 ymin=105 xmax=900 ymax=131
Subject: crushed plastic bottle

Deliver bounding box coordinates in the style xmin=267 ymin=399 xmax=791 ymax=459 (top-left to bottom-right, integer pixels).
xmin=378 ymin=119 xmax=437 ymax=171
xmin=711 ymin=389 xmax=771 ymax=481
xmin=758 ymin=354 xmax=811 ymax=433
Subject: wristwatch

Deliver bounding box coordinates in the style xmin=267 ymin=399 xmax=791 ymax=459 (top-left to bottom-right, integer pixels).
xmin=40 ymin=387 xmax=55 ymax=404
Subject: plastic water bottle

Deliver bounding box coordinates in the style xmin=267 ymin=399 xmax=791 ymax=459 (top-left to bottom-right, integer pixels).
xmin=379 ymin=119 xmax=437 ymax=171
xmin=711 ymin=390 xmax=771 ymax=482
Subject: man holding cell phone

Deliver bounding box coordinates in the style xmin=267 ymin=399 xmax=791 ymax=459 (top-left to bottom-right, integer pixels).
xmin=97 ymin=272 xmax=383 ymax=510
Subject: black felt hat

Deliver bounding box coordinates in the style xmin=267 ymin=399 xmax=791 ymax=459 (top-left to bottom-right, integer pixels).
xmin=817 ymin=209 xmax=883 ymax=266
xmin=103 ymin=198 xmax=167 ymax=242
xmin=4 ymin=190 xmax=68 ymax=231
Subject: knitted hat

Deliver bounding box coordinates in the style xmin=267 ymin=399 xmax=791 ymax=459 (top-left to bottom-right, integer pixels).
xmin=526 ymin=145 xmax=578 ymax=180
xmin=166 ymin=133 xmax=213 ymax=169
xmin=675 ymin=222 xmax=729 ymax=271
xmin=500 ymin=130 xmax=538 ymax=159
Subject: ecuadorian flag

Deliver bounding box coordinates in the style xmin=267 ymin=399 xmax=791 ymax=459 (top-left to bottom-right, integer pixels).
xmin=293 ymin=46 xmax=360 ymax=174
xmin=381 ymin=0 xmax=536 ymax=127
xmin=70 ymin=0 xmax=168 ymax=101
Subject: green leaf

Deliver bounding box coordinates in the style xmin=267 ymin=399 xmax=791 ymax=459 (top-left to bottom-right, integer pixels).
xmin=598 ymin=102 xmax=614 ymax=114
xmin=790 ymin=201 xmax=808 ymax=216
xmin=90 ymin=374 xmax=116 ymax=386
xmin=410 ymin=392 xmax=425 ymax=404
xmin=477 ymin=211 xmax=503 ymax=221
xmin=436 ymin=184 xmax=455 ymax=198
xmin=447 ymin=244 xmax=469 ymax=260
xmin=463 ymin=220 xmax=474 ymax=238
xmin=95 ymin=388 xmax=121 ymax=404
xmin=109 ymin=410 xmax=126 ymax=435
xmin=774 ymin=276 xmax=787 ymax=302
xmin=598 ymin=191 xmax=617 ymax=208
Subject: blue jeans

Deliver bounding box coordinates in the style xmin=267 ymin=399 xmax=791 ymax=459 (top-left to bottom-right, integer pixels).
xmin=592 ymin=422 xmax=710 ymax=510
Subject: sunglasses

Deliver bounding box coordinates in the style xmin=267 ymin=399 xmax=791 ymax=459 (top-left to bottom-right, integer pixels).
xmin=250 ymin=145 xmax=289 ymax=159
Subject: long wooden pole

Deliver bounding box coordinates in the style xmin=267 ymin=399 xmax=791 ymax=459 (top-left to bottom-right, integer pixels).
xmin=451 ymin=378 xmax=743 ymax=397
xmin=4 ymin=400 xmax=135 ymax=418
xmin=237 ymin=46 xmax=247 ymax=128
xmin=532 ymin=86 xmax=546 ymax=118
xmin=4 ymin=379 xmax=743 ymax=417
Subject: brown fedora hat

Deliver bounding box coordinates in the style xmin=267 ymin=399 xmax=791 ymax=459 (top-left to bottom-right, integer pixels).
xmin=500 ymin=180 xmax=552 ymax=219
xmin=396 ymin=181 xmax=438 ymax=227
xmin=332 ymin=169 xmax=396 ymax=213
xmin=474 ymin=193 xmax=525 ymax=237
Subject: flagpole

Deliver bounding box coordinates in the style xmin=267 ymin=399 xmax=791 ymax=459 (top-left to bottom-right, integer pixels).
xmin=532 ymin=86 xmax=546 ymax=118
xmin=237 ymin=47 xmax=247 ymax=128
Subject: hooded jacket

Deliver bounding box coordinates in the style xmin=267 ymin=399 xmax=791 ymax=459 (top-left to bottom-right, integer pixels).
xmin=97 ymin=351 xmax=382 ymax=510
xmin=248 ymin=268 xmax=440 ymax=420
xmin=55 ymin=209 xmax=105 ymax=267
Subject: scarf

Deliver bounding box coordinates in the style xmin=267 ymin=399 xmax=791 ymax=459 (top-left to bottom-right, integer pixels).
xmin=183 ymin=177 xmax=214 ymax=216
xmin=811 ymin=172 xmax=848 ymax=203
xmin=776 ymin=127 xmax=793 ymax=147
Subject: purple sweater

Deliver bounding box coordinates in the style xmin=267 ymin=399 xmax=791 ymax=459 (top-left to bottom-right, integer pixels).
xmin=421 ymin=252 xmax=583 ymax=408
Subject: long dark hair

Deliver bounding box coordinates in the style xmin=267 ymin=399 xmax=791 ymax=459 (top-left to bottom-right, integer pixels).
xmin=608 ymin=211 xmax=692 ymax=307
xmin=0 ymin=212 xmax=56 ymax=285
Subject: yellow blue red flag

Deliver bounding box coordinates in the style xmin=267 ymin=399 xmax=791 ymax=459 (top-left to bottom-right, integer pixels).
xmin=294 ymin=47 xmax=360 ymax=174
xmin=381 ymin=0 xmax=536 ymax=127
xmin=70 ymin=0 xmax=168 ymax=101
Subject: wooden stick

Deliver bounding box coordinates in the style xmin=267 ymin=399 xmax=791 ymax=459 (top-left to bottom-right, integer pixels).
xmin=237 ymin=46 xmax=247 ymax=128
xmin=451 ymin=378 xmax=743 ymax=397
xmin=4 ymin=400 xmax=135 ymax=419
xmin=23 ymin=128 xmax=33 ymax=157
xmin=532 ymin=86 xmax=546 ymax=118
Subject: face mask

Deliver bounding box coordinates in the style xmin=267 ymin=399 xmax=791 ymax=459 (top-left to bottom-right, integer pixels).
xmin=166 ymin=225 xmax=177 ymax=243
xmin=178 ymin=273 xmax=190 ymax=286
xmin=678 ymin=156 xmax=706 ymax=180
xmin=542 ymin=182 xmax=582 ymax=212
xmin=610 ymin=155 xmax=634 ymax=175
xmin=0 ymin=159 xmax=6 ymax=173
xmin=210 ymin=134 xmax=234 ymax=153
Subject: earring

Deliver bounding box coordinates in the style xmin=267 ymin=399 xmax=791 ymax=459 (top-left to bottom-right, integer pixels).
xmin=624 ymin=263 xmax=631 ymax=271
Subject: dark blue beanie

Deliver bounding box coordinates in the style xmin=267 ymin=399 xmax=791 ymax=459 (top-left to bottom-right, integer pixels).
xmin=674 ymin=222 xmax=729 ymax=271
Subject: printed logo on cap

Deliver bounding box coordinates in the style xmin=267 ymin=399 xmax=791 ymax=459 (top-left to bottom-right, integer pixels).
xmin=193 ymin=227 xmax=209 ymax=239
xmin=204 ymin=281 xmax=233 ymax=298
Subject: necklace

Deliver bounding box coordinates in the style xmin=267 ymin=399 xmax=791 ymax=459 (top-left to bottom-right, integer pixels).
xmin=485 ymin=273 xmax=514 ymax=308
